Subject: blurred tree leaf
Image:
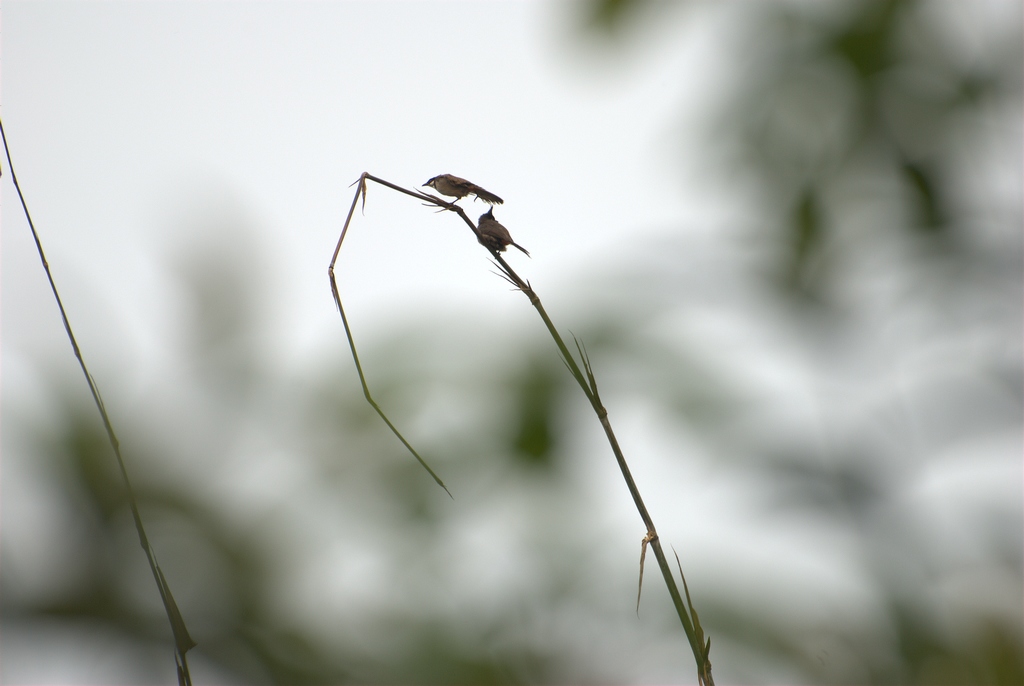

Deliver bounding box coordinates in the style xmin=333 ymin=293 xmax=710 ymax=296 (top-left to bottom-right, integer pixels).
xmin=901 ymin=159 xmax=945 ymax=232
xmin=826 ymin=0 xmax=900 ymax=81
xmin=789 ymin=186 xmax=824 ymax=292
xmin=509 ymin=358 xmax=561 ymax=467
xmin=582 ymin=0 xmax=656 ymax=35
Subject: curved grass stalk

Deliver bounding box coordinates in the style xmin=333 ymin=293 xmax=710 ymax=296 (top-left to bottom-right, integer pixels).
xmin=328 ymin=174 xmax=455 ymax=497
xmin=331 ymin=173 xmax=714 ymax=685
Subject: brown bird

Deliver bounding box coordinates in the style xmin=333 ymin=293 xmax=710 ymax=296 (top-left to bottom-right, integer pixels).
xmin=477 ymin=208 xmax=529 ymax=256
xmin=424 ymin=174 xmax=504 ymax=205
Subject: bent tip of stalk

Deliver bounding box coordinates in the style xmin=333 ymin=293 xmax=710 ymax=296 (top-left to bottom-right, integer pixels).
xmin=413 ymin=454 xmax=453 ymax=499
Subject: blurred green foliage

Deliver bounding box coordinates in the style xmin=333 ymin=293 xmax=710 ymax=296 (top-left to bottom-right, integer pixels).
xmin=3 ymin=1 xmax=1021 ymax=684
xmin=582 ymin=0 xmax=658 ymax=34
xmin=509 ymin=357 xmax=562 ymax=466
xmin=583 ymin=1 xmax=1023 ymax=683
xmin=716 ymin=0 xmax=1019 ymax=295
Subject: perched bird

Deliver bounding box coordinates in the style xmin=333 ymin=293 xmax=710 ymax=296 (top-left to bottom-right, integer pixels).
xmin=477 ymin=208 xmax=529 ymax=256
xmin=424 ymin=174 xmax=504 ymax=205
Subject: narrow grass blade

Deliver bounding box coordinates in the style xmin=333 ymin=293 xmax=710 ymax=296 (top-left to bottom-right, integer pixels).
xmin=328 ymin=176 xmax=451 ymax=496
xmin=328 ymin=273 xmax=451 ymax=497
xmin=637 ymin=532 xmax=655 ymax=616
xmin=0 ymin=117 xmax=195 ymax=681
xmin=675 ymin=548 xmax=712 ymax=686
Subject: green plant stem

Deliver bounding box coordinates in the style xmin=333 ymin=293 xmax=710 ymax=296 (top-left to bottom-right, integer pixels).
xmin=332 ymin=173 xmax=713 ymax=685
xmin=496 ymin=257 xmax=713 ymax=686
xmin=328 ymin=268 xmax=452 ymax=497
xmin=0 ymin=118 xmax=195 ymax=686
xmin=329 ymin=173 xmax=454 ymax=496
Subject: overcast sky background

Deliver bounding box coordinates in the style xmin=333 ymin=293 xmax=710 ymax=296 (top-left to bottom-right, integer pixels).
xmin=2 ymin=2 xmax=1021 ymax=684
xmin=2 ymin=0 xmax=722 ymax=375
xmin=2 ymin=3 xmax=746 ymax=682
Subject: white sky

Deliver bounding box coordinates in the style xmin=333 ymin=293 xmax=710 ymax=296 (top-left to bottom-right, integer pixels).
xmin=2 ymin=2 xmax=1019 ymax=684
xmin=2 ymin=1 xmax=725 ymax=382
xmin=1 ymin=3 xmax=743 ymax=682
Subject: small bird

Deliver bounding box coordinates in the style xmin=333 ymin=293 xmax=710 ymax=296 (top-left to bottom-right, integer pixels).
xmin=424 ymin=174 xmax=504 ymax=205
xmin=477 ymin=208 xmax=529 ymax=256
